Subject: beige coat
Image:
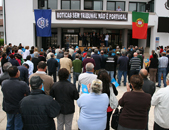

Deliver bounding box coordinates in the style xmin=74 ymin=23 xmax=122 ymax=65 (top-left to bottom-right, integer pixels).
xmin=29 ymin=72 xmax=54 ymax=95
xmin=60 ymin=57 xmax=72 ymax=73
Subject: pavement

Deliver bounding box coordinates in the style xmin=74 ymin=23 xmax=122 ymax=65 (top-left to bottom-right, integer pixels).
xmin=0 ymin=73 xmax=162 ymax=130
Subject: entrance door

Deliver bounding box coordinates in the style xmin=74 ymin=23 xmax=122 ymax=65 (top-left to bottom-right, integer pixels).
xmin=62 ymin=34 xmax=79 ymax=47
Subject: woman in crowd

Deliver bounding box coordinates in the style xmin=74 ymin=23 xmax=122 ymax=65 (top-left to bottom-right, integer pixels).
xmin=118 ymin=75 xmax=151 ymax=130
xmin=148 ymin=53 xmax=158 ymax=83
xmin=98 ymin=70 xmax=118 ymax=130
xmin=38 ymin=51 xmax=46 ymax=62
xmin=77 ymin=79 xmax=109 ymax=130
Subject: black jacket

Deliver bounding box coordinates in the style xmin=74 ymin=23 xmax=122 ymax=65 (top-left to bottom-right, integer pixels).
xmin=142 ymin=78 xmax=156 ymax=96
xmin=20 ymin=89 xmax=60 ymax=130
xmin=17 ymin=66 xmax=29 ymax=84
xmin=50 ymin=80 xmax=79 ymax=115
xmin=9 ymin=58 xmax=19 ymax=66
xmin=32 ymin=57 xmax=40 ymax=73
xmin=1 ymin=78 xmax=30 ymax=114
xmin=105 ymin=56 xmax=117 ymax=71
xmin=47 ymin=58 xmax=58 ymax=73
xmin=91 ymin=54 xmax=102 ymax=70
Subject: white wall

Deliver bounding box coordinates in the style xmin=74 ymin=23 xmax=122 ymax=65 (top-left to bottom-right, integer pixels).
xmin=5 ymin=0 xmax=34 ymax=47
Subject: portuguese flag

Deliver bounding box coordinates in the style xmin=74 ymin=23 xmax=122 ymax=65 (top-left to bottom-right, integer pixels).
xmin=132 ymin=12 xmax=149 ymax=39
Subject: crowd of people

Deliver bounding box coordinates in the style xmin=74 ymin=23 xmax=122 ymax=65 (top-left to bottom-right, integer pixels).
xmin=0 ymin=43 xmax=169 ymax=130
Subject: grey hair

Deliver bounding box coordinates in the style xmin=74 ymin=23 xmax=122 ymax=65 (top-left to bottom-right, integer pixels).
xmin=51 ymin=53 xmax=54 ymax=58
xmin=3 ymin=62 xmax=12 ymax=72
xmin=86 ymin=63 xmax=94 ymax=72
xmin=34 ymin=52 xmax=39 ymax=58
xmin=90 ymin=79 xmax=103 ymax=94
xmin=94 ymin=49 xmax=98 ymax=54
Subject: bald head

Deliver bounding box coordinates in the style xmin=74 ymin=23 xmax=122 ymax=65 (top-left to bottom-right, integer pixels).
xmin=139 ymin=69 xmax=148 ymax=79
xmin=133 ymin=52 xmax=138 ymax=57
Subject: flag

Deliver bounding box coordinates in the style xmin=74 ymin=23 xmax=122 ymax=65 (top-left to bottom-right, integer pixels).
xmin=81 ymin=84 xmax=89 ymax=94
xmin=111 ymin=78 xmax=119 ymax=88
xmin=34 ymin=9 xmax=52 ymax=37
xmin=132 ymin=12 xmax=149 ymax=39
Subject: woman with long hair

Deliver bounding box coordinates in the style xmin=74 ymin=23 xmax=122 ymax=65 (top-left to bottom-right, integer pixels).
xmin=98 ymin=70 xmax=118 ymax=130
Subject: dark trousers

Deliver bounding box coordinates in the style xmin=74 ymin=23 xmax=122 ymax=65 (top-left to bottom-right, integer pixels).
xmin=106 ymin=111 xmax=113 ymax=130
xmin=49 ymin=71 xmax=56 ymax=82
xmin=154 ymin=122 xmax=169 ymax=130
xmin=145 ymin=108 xmax=150 ymax=130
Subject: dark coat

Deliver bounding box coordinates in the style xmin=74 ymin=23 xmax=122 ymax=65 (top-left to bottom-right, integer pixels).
xmin=142 ymin=78 xmax=156 ymax=96
xmin=91 ymin=54 xmax=102 ymax=70
xmin=1 ymin=58 xmax=8 ymax=72
xmin=1 ymin=78 xmax=30 ymax=114
xmin=17 ymin=66 xmax=29 ymax=84
xmin=50 ymin=80 xmax=79 ymax=115
xmin=32 ymin=57 xmax=40 ymax=73
xmin=20 ymin=89 xmax=60 ymax=130
xmin=9 ymin=58 xmax=20 ymax=66
xmin=47 ymin=58 xmax=58 ymax=73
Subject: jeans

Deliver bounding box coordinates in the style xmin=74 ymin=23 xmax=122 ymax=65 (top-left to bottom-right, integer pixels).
xmin=57 ymin=113 xmax=74 ymax=130
xmin=66 ymin=43 xmax=69 ymax=50
xmin=73 ymin=72 xmax=81 ymax=92
xmin=67 ymin=74 xmax=71 ymax=82
xmin=6 ymin=113 xmax=23 ymax=130
xmin=118 ymin=70 xmax=127 ymax=86
xmin=107 ymin=71 xmax=114 ymax=80
xmin=105 ymin=41 xmax=108 ymax=47
xmin=129 ymin=70 xmax=139 ymax=82
xmin=158 ymin=68 xmax=167 ymax=87
xmin=49 ymin=71 xmax=56 ymax=82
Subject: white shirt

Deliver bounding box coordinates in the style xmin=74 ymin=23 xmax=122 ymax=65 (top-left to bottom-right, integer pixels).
xmin=23 ymin=49 xmax=30 ymax=59
xmin=104 ymin=35 xmax=109 ymax=41
xmin=69 ymin=48 xmax=74 ymax=56
xmin=24 ymin=60 xmax=34 ymax=77
xmin=151 ymin=86 xmax=169 ymax=129
xmin=116 ymin=8 xmax=122 ymax=11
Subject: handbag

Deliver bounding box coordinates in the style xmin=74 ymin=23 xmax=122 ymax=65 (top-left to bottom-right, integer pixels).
xmin=109 ymin=84 xmax=118 ymax=109
xmin=111 ymin=107 xmax=123 ymax=130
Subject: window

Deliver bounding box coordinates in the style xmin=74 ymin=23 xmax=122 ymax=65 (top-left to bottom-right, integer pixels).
xmin=38 ymin=0 xmax=58 ymax=9
xmin=62 ymin=0 xmax=80 ymax=9
xmin=84 ymin=0 xmax=103 ymax=10
xmin=129 ymin=2 xmax=146 ymax=12
xmin=148 ymin=0 xmax=154 ymax=12
xmin=107 ymin=1 xmax=125 ymax=11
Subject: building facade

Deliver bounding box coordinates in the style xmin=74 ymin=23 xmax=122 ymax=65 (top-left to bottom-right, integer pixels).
xmin=4 ymin=0 xmax=169 ymax=53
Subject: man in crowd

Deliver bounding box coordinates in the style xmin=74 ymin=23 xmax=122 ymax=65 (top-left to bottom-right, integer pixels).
xmin=0 ymin=62 xmax=12 ymax=85
xmin=17 ymin=63 xmax=29 ymax=84
xmin=82 ymin=52 xmax=95 ymax=73
xmin=24 ymin=55 xmax=34 ymax=78
xmin=46 ymin=49 xmax=55 ymax=60
xmin=139 ymin=69 xmax=156 ymax=130
xmin=129 ymin=52 xmax=141 ymax=81
xmin=78 ymin=63 xmax=97 ymax=88
xmin=100 ymin=50 xmax=106 ymax=69
xmin=1 ymin=66 xmax=30 ymax=130
xmin=72 ymin=54 xmax=82 ymax=92
xmin=105 ymin=51 xmax=117 ymax=80
xmin=20 ymin=76 xmax=60 ymax=130
xmin=60 ymin=52 xmax=72 ymax=82
xmin=151 ymin=73 xmax=169 ymax=130
xmin=50 ymin=68 xmax=79 ymax=130
xmin=29 ymin=61 xmax=54 ymax=95
xmin=32 ymin=52 xmax=40 ymax=73
xmin=157 ymin=52 xmax=168 ymax=87
xmin=91 ymin=49 xmax=102 ymax=74
xmin=117 ymin=51 xmax=129 ymax=86
xmin=47 ymin=54 xmax=58 ymax=82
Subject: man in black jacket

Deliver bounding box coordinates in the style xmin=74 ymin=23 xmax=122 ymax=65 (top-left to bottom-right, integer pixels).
xmin=17 ymin=63 xmax=29 ymax=84
xmin=50 ymin=68 xmax=79 ymax=130
xmin=20 ymin=76 xmax=60 ymax=130
xmin=139 ymin=69 xmax=156 ymax=130
xmin=47 ymin=54 xmax=58 ymax=82
xmin=1 ymin=66 xmax=30 ymax=130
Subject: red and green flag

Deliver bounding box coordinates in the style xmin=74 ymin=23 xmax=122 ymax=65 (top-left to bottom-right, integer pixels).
xmin=132 ymin=12 xmax=149 ymax=39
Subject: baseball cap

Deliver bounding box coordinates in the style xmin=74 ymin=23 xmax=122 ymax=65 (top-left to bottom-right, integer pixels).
xmin=30 ymin=76 xmax=43 ymax=89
